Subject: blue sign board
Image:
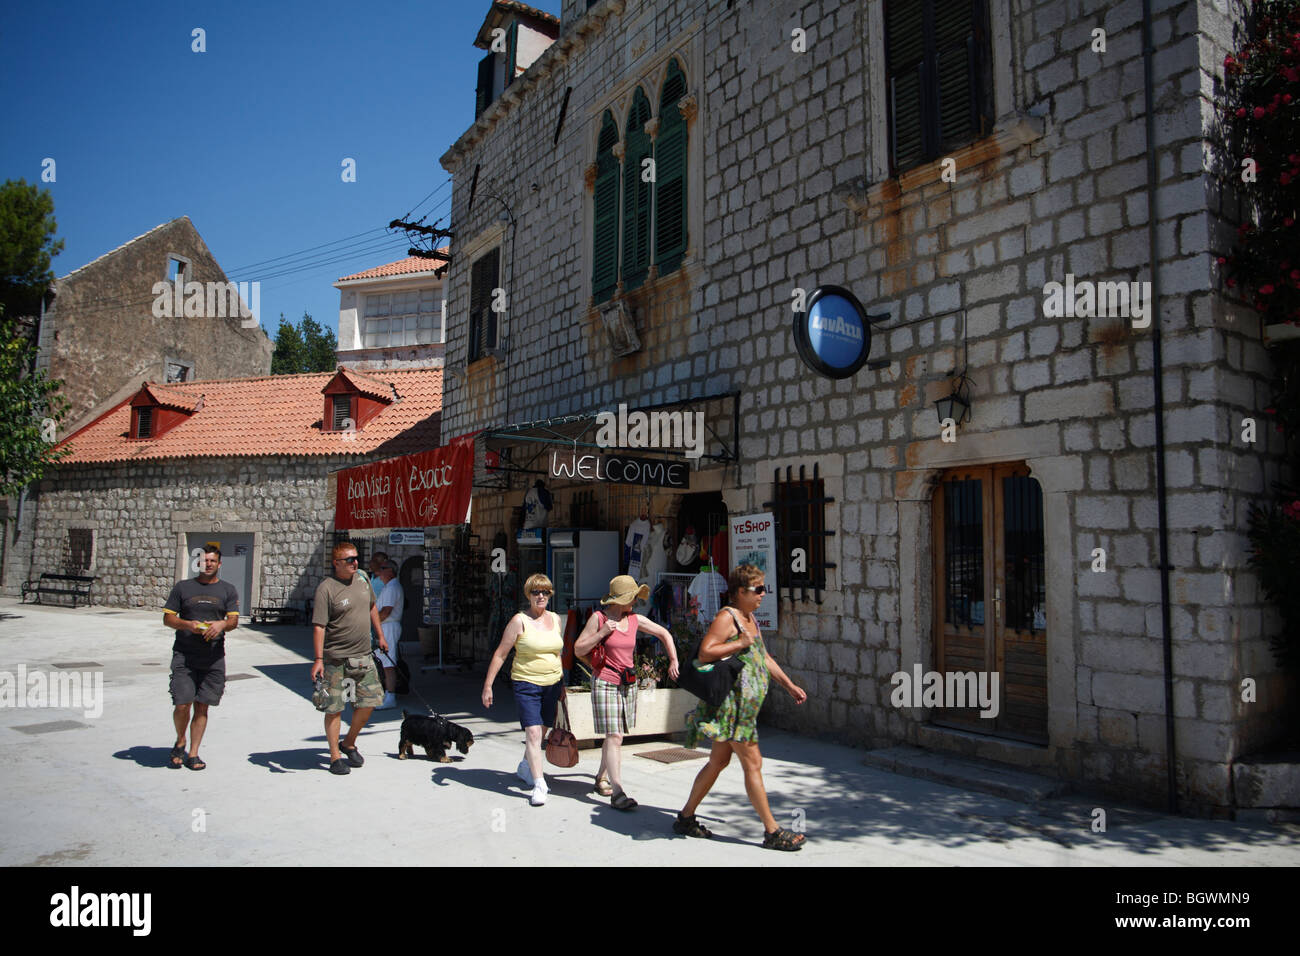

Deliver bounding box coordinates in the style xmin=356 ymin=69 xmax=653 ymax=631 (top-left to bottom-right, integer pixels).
xmin=794 ymin=285 xmax=872 ymax=379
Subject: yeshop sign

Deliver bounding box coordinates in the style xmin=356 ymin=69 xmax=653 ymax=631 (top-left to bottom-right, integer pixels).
xmin=334 ymin=436 xmax=474 ymax=530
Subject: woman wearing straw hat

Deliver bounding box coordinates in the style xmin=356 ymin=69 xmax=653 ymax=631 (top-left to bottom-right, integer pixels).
xmin=574 ymin=574 xmax=680 ymax=810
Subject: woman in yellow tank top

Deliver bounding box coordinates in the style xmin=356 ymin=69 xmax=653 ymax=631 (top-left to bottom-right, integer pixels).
xmin=482 ymin=573 xmax=564 ymax=806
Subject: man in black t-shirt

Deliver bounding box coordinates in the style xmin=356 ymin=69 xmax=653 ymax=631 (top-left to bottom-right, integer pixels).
xmin=162 ymin=545 xmax=240 ymax=771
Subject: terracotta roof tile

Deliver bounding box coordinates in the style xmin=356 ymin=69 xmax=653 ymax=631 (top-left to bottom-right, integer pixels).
xmin=337 ymin=253 xmax=449 ymax=282
xmin=140 ymin=383 xmax=203 ymax=412
xmin=332 ymin=367 xmax=396 ymax=402
xmin=57 ymin=367 xmax=442 ymax=464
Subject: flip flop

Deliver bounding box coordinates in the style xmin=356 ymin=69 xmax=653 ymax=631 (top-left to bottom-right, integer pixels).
xmin=184 ymin=755 xmax=206 ymax=771
xmin=169 ymin=744 xmax=186 ymax=768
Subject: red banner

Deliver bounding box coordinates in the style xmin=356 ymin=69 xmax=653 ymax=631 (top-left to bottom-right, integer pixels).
xmin=334 ymin=434 xmax=475 ymax=530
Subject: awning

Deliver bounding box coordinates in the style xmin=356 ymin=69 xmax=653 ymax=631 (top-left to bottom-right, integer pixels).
xmin=333 ymin=432 xmax=476 ymax=530
xmin=481 ymin=390 xmax=740 ymax=483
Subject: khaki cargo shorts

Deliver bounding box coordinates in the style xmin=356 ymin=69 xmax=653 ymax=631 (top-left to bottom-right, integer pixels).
xmin=321 ymin=656 xmax=384 ymax=714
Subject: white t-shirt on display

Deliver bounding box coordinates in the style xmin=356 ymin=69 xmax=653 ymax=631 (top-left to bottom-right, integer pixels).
xmin=624 ymin=518 xmax=651 ymax=580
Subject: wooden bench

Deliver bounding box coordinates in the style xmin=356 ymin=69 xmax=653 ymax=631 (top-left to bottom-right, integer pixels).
xmin=251 ymin=606 xmax=300 ymax=625
xmin=24 ymin=573 xmax=96 ymax=607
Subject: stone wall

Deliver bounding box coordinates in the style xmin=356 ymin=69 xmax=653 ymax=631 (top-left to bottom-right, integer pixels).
xmin=24 ymin=457 xmax=350 ymax=610
xmin=45 ymin=217 xmax=272 ymax=435
xmin=438 ymin=0 xmax=1286 ymax=811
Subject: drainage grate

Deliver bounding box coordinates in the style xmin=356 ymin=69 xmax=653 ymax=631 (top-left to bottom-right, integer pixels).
xmin=51 ymin=662 xmax=103 ymax=669
xmin=98 ymin=611 xmax=123 ymax=615
xmin=141 ymin=662 xmax=160 ymax=666
xmin=634 ymin=747 xmax=709 ymax=764
xmin=12 ymin=720 xmax=91 ymax=735
xmin=225 ymin=673 xmax=258 ymax=681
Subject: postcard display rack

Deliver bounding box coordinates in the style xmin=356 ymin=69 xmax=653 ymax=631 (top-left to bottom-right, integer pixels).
xmin=423 ymin=543 xmax=487 ymax=672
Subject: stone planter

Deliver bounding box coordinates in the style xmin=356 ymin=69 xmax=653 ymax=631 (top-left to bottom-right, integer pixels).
xmin=563 ymin=686 xmax=695 ymax=746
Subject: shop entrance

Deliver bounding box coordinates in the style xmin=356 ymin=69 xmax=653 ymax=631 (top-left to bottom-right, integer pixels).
xmin=932 ymin=463 xmax=1047 ymax=743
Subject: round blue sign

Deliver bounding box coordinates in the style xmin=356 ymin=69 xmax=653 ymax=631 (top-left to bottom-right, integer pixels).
xmin=793 ymin=286 xmax=871 ymax=379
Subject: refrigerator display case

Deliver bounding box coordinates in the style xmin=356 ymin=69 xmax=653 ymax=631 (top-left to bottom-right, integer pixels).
xmin=547 ymin=529 xmax=619 ymax=616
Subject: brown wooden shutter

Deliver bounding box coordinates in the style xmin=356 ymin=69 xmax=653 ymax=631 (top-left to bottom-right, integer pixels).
xmin=886 ymin=0 xmax=926 ymax=171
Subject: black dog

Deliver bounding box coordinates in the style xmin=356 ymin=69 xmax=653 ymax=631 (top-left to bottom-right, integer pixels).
xmin=398 ymin=711 xmax=474 ymax=762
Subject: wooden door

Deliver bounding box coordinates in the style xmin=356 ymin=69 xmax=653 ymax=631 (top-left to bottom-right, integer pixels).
xmin=932 ymin=464 xmax=1047 ymax=743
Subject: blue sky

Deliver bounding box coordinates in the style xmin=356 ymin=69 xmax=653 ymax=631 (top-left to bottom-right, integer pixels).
xmin=1 ymin=0 xmax=560 ymax=338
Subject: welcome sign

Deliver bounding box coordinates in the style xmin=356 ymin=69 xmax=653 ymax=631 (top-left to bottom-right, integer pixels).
xmin=334 ymin=435 xmax=475 ymax=530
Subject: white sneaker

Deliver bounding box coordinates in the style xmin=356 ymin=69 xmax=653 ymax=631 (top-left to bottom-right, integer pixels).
xmin=529 ymin=781 xmax=548 ymax=806
xmin=378 ymin=693 xmax=397 ymax=710
xmin=516 ymin=759 xmax=534 ymax=787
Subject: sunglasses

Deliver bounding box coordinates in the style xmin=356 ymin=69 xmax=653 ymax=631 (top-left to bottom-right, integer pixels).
xmin=530 ymin=590 xmax=552 ymax=597
xmin=741 ymin=585 xmax=769 ymax=595
xmin=337 ymin=556 xmax=359 ymax=564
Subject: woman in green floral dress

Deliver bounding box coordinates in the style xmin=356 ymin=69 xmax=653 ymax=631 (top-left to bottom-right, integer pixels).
xmin=675 ymin=565 xmax=808 ymax=850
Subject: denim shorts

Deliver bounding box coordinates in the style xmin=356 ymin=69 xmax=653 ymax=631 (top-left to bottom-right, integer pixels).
xmin=513 ymin=678 xmax=563 ymax=730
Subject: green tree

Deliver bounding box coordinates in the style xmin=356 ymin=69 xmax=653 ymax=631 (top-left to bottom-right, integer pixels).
xmin=0 ymin=179 xmax=64 ymax=321
xmin=0 ymin=305 xmax=69 ymax=501
xmin=299 ymin=313 xmax=338 ymax=372
xmin=270 ymin=313 xmax=306 ymax=374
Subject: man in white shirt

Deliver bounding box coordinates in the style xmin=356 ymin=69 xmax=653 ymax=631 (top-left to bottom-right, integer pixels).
xmin=375 ymin=561 xmax=404 ymax=710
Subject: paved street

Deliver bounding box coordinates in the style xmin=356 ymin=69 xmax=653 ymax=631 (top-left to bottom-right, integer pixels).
xmin=2 ymin=599 xmax=1298 ymax=867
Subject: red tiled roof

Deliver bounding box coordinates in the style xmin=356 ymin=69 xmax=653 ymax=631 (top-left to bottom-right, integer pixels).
xmin=57 ymin=367 xmax=442 ymax=464
xmin=139 ymin=383 xmax=203 ymax=412
xmin=331 ymin=367 xmax=396 ymax=402
xmin=337 ymin=253 xmax=449 ymax=282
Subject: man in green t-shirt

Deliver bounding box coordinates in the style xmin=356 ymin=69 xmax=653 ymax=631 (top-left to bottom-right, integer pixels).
xmin=311 ymin=542 xmax=387 ymax=775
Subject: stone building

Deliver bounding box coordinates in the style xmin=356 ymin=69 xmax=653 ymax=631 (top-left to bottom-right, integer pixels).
xmin=434 ymin=0 xmax=1291 ymax=813
xmin=36 ymin=216 xmax=272 ymax=434
xmin=14 ymin=367 xmax=442 ymax=625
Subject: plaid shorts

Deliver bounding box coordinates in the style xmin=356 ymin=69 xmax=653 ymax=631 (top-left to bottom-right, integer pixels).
xmin=322 ymin=656 xmax=385 ymax=714
xmin=591 ymin=678 xmax=637 ymax=736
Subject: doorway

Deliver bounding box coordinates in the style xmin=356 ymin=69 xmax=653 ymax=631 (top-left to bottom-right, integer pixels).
xmin=932 ymin=463 xmax=1047 ymax=743
xmin=186 ymin=532 xmax=254 ymax=619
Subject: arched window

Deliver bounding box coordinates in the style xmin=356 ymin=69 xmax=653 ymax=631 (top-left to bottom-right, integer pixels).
xmin=592 ymin=111 xmax=621 ymax=303
xmin=655 ymin=59 xmax=688 ymax=274
xmin=621 ymin=88 xmax=653 ymax=292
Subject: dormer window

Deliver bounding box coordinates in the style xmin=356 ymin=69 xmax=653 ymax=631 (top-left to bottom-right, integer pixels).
xmin=472 ymin=2 xmax=559 ymax=118
xmin=322 ymin=368 xmax=396 ymax=433
xmin=129 ymin=383 xmax=200 ymax=440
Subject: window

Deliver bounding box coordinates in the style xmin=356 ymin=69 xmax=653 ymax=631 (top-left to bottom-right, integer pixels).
xmin=468 ymin=248 xmax=501 ymax=363
xmin=331 ymin=395 xmax=352 ymax=431
xmin=591 ymin=57 xmax=691 ymax=303
xmin=135 ymin=406 xmax=153 ymax=438
xmin=165 ymin=360 xmax=193 ymax=383
xmin=885 ymin=0 xmax=993 ymax=173
xmin=474 ymin=22 xmax=519 ymax=118
xmin=66 ymin=528 xmax=93 ymax=574
xmin=167 ymin=256 xmax=189 ymax=283
xmin=363 ymin=288 xmax=439 ymax=348
xmin=765 ymin=463 xmax=836 ymax=602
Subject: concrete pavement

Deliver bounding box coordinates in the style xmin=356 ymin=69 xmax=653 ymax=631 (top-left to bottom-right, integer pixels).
xmin=2 ymin=598 xmax=1298 ymax=866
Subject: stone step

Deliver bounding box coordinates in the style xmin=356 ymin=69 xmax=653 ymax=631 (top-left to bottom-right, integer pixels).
xmin=863 ymin=744 xmax=1070 ymax=803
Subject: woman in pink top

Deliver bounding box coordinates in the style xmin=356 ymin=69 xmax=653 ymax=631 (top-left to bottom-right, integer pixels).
xmin=575 ymin=575 xmax=679 ymax=810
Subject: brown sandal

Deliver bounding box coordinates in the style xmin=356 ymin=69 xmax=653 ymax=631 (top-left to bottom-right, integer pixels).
xmin=594 ymin=774 xmax=614 ymax=796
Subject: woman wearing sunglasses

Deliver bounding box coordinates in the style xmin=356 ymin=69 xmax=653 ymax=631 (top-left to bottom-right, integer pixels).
xmin=673 ymin=564 xmax=808 ymax=850
xmin=482 ymin=574 xmax=563 ymax=807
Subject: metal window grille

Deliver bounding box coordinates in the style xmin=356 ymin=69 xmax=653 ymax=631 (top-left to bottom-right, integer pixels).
xmin=66 ymin=528 xmax=92 ymax=574
xmin=136 ymin=406 xmax=153 ymax=438
xmin=763 ymin=462 xmax=836 ymax=604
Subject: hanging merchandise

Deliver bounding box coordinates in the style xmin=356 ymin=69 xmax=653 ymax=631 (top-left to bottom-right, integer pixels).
xmin=523 ymin=480 xmax=553 ymax=528
xmin=638 ymin=522 xmax=669 ymax=607
xmin=675 ymin=525 xmax=699 ymax=569
xmin=624 ymin=515 xmax=651 ymax=578
xmin=688 ymin=564 xmax=728 ymax=623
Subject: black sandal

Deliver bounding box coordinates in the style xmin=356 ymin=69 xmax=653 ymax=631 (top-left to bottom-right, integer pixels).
xmin=611 ymin=792 xmax=638 ymax=811
xmin=673 ymin=812 xmax=713 ymax=838
xmin=184 ymin=754 xmax=206 ymax=771
xmin=169 ymin=744 xmax=186 ymax=768
xmin=762 ymin=826 xmax=805 ymax=851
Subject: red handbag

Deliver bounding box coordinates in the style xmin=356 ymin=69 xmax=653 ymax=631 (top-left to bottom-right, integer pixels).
xmin=545 ymin=689 xmax=580 ymax=768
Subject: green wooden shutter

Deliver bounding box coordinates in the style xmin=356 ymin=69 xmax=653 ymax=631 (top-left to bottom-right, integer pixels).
xmin=475 ymin=52 xmax=494 ymax=118
xmin=622 ymin=88 xmax=653 ymax=292
xmin=886 ymin=0 xmax=926 ymax=171
xmin=593 ymin=111 xmax=621 ymax=303
xmin=654 ymin=59 xmax=688 ymax=275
